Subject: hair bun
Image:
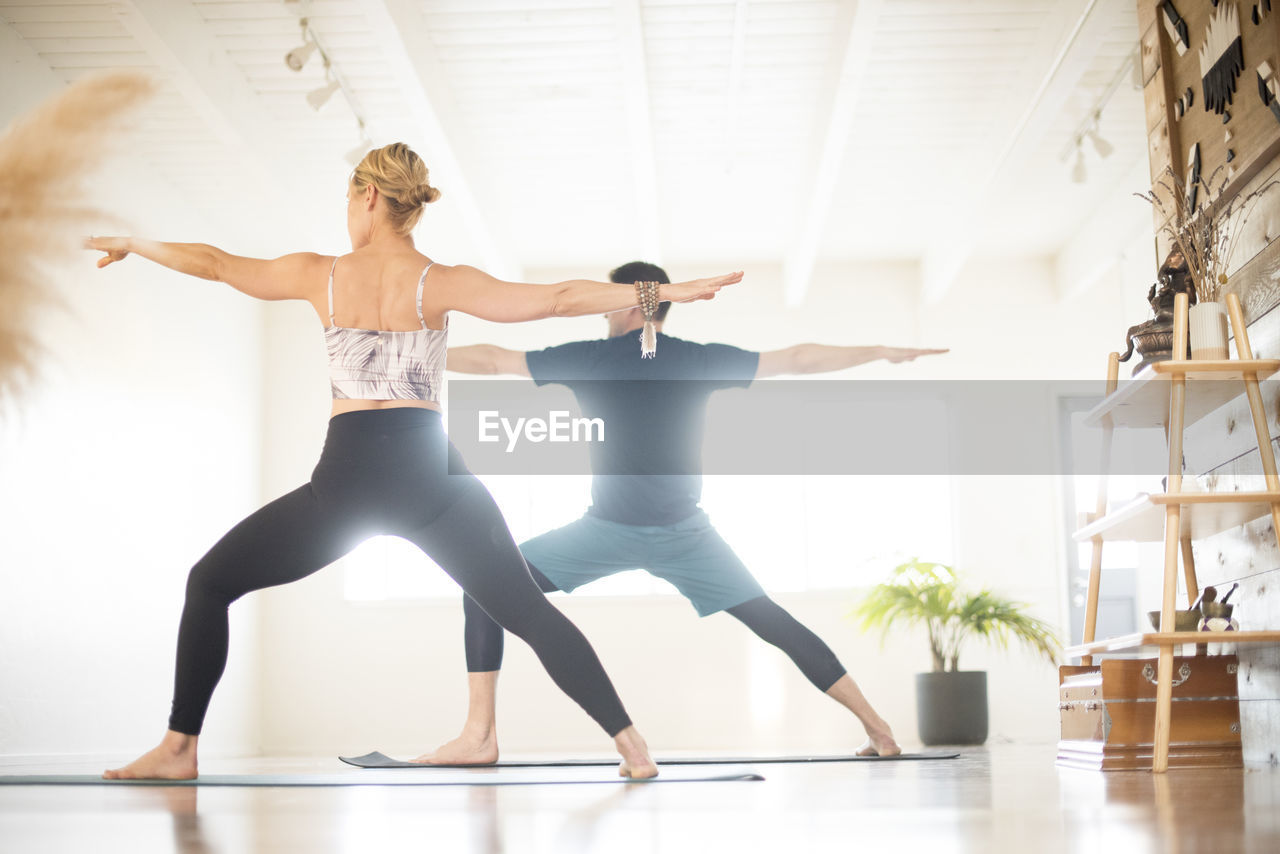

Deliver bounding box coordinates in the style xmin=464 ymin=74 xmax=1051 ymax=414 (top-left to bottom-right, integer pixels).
xmin=350 ymin=143 xmax=437 ymax=234
xmin=411 ymin=183 xmax=441 ymax=206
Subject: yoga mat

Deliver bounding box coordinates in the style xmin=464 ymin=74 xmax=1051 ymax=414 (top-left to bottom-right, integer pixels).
xmin=0 ymin=768 xmax=763 ymax=787
xmin=339 ymin=750 xmax=961 ymax=769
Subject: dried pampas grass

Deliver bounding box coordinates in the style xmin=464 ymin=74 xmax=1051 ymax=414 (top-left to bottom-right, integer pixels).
xmin=0 ymin=71 xmax=155 ymax=404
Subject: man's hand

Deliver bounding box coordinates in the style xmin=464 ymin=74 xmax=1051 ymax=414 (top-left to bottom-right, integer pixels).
xmin=756 ymin=343 xmax=948 ymax=377
xmin=880 ymin=346 xmax=949 ymax=363
xmin=660 ymin=272 xmax=743 ymax=303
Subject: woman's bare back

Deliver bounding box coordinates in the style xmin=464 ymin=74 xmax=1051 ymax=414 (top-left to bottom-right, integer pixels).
xmin=320 ymin=247 xmax=444 ymax=332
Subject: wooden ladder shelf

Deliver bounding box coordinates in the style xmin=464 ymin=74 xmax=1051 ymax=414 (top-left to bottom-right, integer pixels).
xmin=1069 ymin=291 xmax=1280 ymax=772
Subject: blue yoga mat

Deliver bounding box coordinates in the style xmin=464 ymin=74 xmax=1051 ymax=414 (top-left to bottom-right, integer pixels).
xmin=339 ymin=750 xmax=961 ymax=768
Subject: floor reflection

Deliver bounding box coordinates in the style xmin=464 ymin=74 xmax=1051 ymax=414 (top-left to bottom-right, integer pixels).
xmin=551 ymin=785 xmax=641 ymax=853
xmin=161 ymin=787 xmax=215 ymax=854
xmin=1 ymin=746 xmax=1276 ymax=854
xmin=468 ymin=786 xmax=503 ymax=854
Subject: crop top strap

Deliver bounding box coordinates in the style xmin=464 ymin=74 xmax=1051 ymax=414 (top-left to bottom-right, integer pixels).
xmin=327 ymin=257 xmax=338 ymax=326
xmin=415 ymin=262 xmax=434 ymax=330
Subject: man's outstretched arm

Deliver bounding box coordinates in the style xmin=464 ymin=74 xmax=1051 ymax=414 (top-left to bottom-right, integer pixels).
xmin=755 ymin=344 xmax=947 ymax=378
xmin=447 ymin=344 xmax=532 ymax=376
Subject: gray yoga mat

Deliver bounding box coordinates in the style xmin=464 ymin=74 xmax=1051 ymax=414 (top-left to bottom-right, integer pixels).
xmin=0 ymin=768 xmax=764 ymax=787
xmin=339 ymin=750 xmax=961 ymax=769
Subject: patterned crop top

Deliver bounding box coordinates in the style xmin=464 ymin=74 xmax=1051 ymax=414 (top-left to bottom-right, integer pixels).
xmin=324 ymin=258 xmax=447 ymax=402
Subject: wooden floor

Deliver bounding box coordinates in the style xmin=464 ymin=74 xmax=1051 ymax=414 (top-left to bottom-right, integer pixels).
xmin=1 ymin=743 xmax=1277 ymax=853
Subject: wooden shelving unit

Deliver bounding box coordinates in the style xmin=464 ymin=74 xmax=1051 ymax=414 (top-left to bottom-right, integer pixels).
xmin=1072 ymin=291 xmax=1280 ymax=773
xmin=1066 ymin=631 xmax=1280 ymax=658
xmin=1073 ymin=491 xmax=1280 ymax=542
xmin=1080 ymin=360 xmax=1280 ymax=429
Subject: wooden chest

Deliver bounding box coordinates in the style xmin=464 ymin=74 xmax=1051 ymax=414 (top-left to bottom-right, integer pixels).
xmin=1056 ymin=655 xmax=1242 ymax=771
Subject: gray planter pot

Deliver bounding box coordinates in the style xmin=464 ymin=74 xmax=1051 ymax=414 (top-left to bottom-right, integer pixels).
xmin=915 ymin=670 xmax=988 ymax=745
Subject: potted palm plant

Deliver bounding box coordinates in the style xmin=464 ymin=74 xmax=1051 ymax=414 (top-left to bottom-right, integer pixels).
xmin=851 ymin=559 xmax=1061 ymax=745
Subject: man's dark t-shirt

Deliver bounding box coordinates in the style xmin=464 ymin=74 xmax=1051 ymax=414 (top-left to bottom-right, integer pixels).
xmin=525 ymin=330 xmax=759 ymax=526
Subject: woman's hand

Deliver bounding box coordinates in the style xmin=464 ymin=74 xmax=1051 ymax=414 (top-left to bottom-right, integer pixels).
xmin=85 ymin=236 xmax=131 ymax=268
xmin=83 ymin=237 xmax=323 ymax=300
xmin=661 ymin=271 xmax=743 ymax=303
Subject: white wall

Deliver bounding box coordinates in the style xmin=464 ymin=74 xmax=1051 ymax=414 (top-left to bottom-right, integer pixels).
xmin=255 ymin=245 xmax=1157 ymax=755
xmin=0 ymin=59 xmax=1159 ymax=757
xmin=0 ymin=215 xmax=1158 ymax=760
xmin=0 ymin=148 xmax=267 ymax=761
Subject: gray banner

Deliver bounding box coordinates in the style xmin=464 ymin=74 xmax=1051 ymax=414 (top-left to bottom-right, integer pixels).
xmin=441 ymin=379 xmax=1241 ymax=475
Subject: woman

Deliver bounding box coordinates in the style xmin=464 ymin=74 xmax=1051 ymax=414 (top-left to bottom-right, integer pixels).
xmin=86 ymin=142 xmax=740 ymax=780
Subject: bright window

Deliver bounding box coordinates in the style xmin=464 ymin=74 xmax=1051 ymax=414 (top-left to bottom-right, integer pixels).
xmin=342 ymin=471 xmax=954 ymax=601
xmin=344 ymin=389 xmax=954 ymax=601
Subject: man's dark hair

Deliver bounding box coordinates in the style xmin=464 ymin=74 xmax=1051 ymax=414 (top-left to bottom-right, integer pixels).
xmin=609 ymin=260 xmax=672 ymax=322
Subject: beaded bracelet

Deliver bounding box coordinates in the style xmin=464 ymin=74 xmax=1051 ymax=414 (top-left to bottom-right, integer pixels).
xmin=634 ymin=280 xmax=660 ymax=358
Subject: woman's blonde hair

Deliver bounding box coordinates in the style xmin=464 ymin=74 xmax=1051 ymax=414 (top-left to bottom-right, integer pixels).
xmin=350 ymin=143 xmax=441 ymax=235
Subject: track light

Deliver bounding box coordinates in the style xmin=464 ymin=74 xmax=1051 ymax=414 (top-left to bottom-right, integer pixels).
xmin=1059 ymin=52 xmax=1135 ymax=182
xmin=307 ymin=77 xmax=341 ymax=111
xmin=1085 ymin=113 xmax=1113 ymax=158
xmin=285 ymin=39 xmax=317 ymax=72
xmin=1086 ymin=128 xmax=1113 ymax=158
xmin=285 ymin=17 xmax=317 ymax=71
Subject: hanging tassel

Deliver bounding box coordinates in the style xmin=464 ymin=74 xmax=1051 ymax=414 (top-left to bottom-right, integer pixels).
xmin=635 ymin=280 xmax=660 ymax=358
xmin=641 ymin=319 xmax=657 ymax=358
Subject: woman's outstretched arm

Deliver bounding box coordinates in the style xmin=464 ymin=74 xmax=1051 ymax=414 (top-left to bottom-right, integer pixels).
xmin=86 ymin=236 xmax=328 ymax=302
xmin=432 ymin=264 xmax=742 ymax=323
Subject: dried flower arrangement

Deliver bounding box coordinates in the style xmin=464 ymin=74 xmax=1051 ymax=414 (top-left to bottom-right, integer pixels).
xmin=1135 ymin=164 xmax=1280 ymax=304
xmin=0 ymin=71 xmax=154 ymax=405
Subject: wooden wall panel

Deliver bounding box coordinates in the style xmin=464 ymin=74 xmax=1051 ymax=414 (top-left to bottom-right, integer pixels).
xmin=1180 ymin=299 xmax=1280 ymax=767
xmin=1239 ymin=645 xmax=1280 ymax=765
xmin=1140 ymin=0 xmax=1280 ymax=206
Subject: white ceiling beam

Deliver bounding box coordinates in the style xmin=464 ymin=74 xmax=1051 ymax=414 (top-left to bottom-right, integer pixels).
xmin=111 ymin=0 xmax=312 ymax=247
xmin=111 ymin=0 xmax=283 ymax=156
xmin=0 ymin=18 xmax=65 ymax=125
xmin=0 ymin=18 xmax=287 ymax=263
xmin=1055 ymin=154 xmax=1153 ymax=301
xmin=357 ymin=0 xmax=520 ymax=281
xmin=918 ymin=0 xmax=1110 ymax=304
xmin=782 ymin=0 xmax=883 ymax=306
xmin=723 ymin=0 xmax=748 ymax=171
xmin=614 ymin=0 xmax=662 ymax=263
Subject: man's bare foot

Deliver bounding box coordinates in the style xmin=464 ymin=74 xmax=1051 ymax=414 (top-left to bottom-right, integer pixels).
xmin=412 ymin=729 xmax=499 ymax=766
xmin=614 ymin=726 xmax=658 ymax=779
xmin=855 ymin=727 xmax=902 ymax=757
xmin=825 ymin=675 xmax=903 ymax=757
xmin=103 ymin=731 xmax=198 ymax=780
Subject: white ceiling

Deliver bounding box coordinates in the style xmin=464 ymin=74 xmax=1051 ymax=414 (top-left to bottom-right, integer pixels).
xmin=0 ymin=0 xmax=1147 ymax=301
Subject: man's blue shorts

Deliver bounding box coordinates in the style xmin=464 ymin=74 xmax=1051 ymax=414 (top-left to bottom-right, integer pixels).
xmin=519 ymin=509 xmax=765 ymax=617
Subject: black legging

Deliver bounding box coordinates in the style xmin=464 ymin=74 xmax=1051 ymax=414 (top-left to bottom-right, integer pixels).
xmin=169 ymin=408 xmax=631 ymax=737
xmin=464 ymin=570 xmax=848 ymax=692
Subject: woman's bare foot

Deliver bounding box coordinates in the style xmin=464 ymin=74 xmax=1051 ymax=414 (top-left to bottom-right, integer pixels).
xmin=614 ymin=726 xmax=658 ymax=779
xmin=855 ymin=726 xmax=902 ymax=757
xmin=412 ymin=727 xmax=499 ymax=766
xmin=103 ymin=731 xmax=198 ymax=780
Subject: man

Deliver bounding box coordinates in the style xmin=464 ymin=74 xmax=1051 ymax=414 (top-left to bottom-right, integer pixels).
xmin=421 ymin=261 xmax=947 ymax=763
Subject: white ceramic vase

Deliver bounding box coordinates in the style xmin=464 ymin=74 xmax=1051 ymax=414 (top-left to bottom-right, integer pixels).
xmin=1189 ymin=301 xmax=1228 ymax=360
